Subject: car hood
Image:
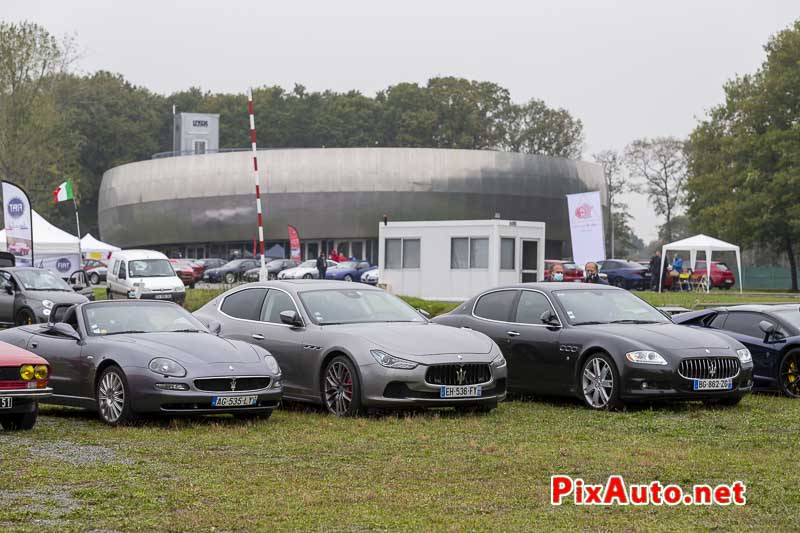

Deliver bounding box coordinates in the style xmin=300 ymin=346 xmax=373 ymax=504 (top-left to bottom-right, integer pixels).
xmin=327 ymin=322 xmax=495 ymax=357
xmin=24 ymin=290 xmax=87 ymax=304
xmin=101 ymin=332 xmax=263 ymax=364
xmin=585 ymin=323 xmax=733 ymax=351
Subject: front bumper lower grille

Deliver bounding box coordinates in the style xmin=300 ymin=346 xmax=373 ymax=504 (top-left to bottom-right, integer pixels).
xmin=678 ymin=357 xmax=740 ymax=380
xmin=425 ymin=364 xmax=491 ymax=386
xmin=194 ymin=377 xmax=271 ymax=392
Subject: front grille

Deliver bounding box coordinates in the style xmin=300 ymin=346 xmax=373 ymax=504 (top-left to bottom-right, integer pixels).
xmin=425 ymin=364 xmax=491 ymax=386
xmin=678 ymin=357 xmax=740 ymax=380
xmin=194 ymin=377 xmax=271 ymax=392
xmin=0 ymin=367 xmax=20 ymax=381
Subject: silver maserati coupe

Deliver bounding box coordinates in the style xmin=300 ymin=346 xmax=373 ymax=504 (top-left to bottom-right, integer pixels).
xmin=194 ymin=280 xmax=507 ymax=416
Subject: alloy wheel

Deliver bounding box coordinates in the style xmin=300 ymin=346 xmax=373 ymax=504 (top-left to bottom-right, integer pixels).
xmin=780 ymin=352 xmax=800 ymax=398
xmin=98 ymin=371 xmax=126 ymax=423
xmin=324 ymin=361 xmax=354 ymax=416
xmin=582 ymin=357 xmax=614 ymax=408
xmin=344 ymin=275 xmax=353 ymax=282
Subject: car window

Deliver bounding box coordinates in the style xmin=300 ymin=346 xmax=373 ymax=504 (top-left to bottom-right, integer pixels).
xmin=514 ymin=291 xmax=555 ymax=324
xmin=473 ymin=290 xmax=518 ymax=322
xmin=220 ymin=288 xmax=268 ymax=321
xmin=112 ymin=260 xmax=120 ymax=276
xmin=722 ymin=312 xmax=767 ymax=338
xmin=260 ymin=289 xmax=298 ymax=324
xmin=709 ymin=312 xmax=728 ymax=329
xmin=717 ymin=263 xmax=730 ymax=271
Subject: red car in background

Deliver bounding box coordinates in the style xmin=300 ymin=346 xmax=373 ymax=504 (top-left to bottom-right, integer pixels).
xmin=543 ymin=260 xmax=584 ymax=282
xmin=693 ymin=260 xmax=736 ymax=289
xmin=170 ymin=259 xmax=202 ymax=288
xmin=0 ymin=341 xmax=51 ymax=430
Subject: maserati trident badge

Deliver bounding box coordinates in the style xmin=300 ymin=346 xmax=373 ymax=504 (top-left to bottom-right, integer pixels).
xmin=456 ymin=365 xmax=466 ymax=385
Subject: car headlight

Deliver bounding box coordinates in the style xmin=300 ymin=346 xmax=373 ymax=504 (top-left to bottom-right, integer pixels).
xmin=20 ymin=364 xmax=34 ymax=380
xmin=736 ymin=348 xmax=752 ymax=364
xmin=370 ymin=350 xmax=418 ymax=369
xmin=264 ymin=355 xmax=281 ymax=375
xmin=175 ymin=285 xmax=186 ymax=292
xmin=492 ymin=353 xmax=507 ymax=368
xmin=41 ymin=299 xmax=54 ymax=309
xmin=625 ymin=350 xmax=668 ymax=365
xmin=148 ymin=357 xmax=187 ymax=377
xmin=34 ymin=365 xmax=49 ymax=379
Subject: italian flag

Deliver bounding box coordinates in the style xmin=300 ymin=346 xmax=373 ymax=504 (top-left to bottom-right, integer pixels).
xmin=52 ymin=179 xmax=74 ymax=203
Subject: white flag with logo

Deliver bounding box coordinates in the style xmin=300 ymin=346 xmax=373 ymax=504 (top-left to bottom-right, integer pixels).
xmin=566 ymin=191 xmax=605 ymax=268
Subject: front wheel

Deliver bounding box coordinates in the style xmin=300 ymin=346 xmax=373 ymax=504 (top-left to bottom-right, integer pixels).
xmin=343 ymin=274 xmax=353 ymax=282
xmin=224 ymin=272 xmax=237 ymax=284
xmin=268 ymin=272 xmax=276 ymax=280
xmin=15 ymin=308 xmax=34 ymax=326
xmin=0 ymin=405 xmax=38 ymax=430
xmin=303 ymin=274 xmax=313 ymax=279
xmin=89 ymin=272 xmax=100 ymax=285
xmin=580 ymin=353 xmax=622 ymax=410
xmin=779 ymin=350 xmax=800 ymax=398
xmin=322 ymin=356 xmax=362 ymax=416
xmin=96 ymin=366 xmax=136 ymax=425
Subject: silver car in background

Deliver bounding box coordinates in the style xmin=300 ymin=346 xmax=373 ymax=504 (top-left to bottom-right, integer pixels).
xmin=194 ymin=280 xmax=507 ymax=416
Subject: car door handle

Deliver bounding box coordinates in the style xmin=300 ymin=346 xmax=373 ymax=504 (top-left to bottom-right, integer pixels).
xmin=507 ymin=331 xmax=520 ymax=337
xmin=30 ymin=342 xmax=38 ymax=349
xmin=251 ymin=334 xmax=265 ymax=340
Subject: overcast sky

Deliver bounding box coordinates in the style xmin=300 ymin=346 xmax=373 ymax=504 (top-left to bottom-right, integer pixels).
xmin=5 ymin=1 xmax=798 ymax=243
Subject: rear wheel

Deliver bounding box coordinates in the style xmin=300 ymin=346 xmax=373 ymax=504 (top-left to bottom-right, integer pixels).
xmin=268 ymin=272 xmax=276 ymax=280
xmin=779 ymin=350 xmax=800 ymax=398
xmin=303 ymin=274 xmax=313 ymax=279
xmin=580 ymin=353 xmax=622 ymax=410
xmin=0 ymin=405 xmax=38 ymax=430
xmin=15 ymin=308 xmax=34 ymax=326
xmin=224 ymin=272 xmax=236 ymax=284
xmin=89 ymin=272 xmax=100 ymax=285
xmin=344 ymin=274 xmax=353 ymax=282
xmin=322 ymin=356 xmax=362 ymax=416
xmin=96 ymin=366 xmax=136 ymax=426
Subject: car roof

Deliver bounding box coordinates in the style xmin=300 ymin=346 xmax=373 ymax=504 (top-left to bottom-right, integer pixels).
xmin=110 ymin=249 xmax=168 ymax=260
xmin=238 ymin=279 xmax=381 ymax=291
xmin=478 ymin=282 xmax=619 ymax=293
xmin=713 ymin=304 xmax=800 ymax=313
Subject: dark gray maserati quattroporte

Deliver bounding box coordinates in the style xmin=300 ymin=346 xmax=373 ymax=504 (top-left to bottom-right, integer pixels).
xmin=194 ymin=280 xmax=507 ymax=416
xmin=0 ymin=300 xmax=283 ymax=425
xmin=433 ymin=283 xmax=754 ymax=410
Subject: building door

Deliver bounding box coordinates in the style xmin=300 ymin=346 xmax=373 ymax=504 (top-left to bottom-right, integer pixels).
xmin=520 ymin=240 xmax=539 ymax=282
xmin=193 ymin=140 xmax=207 ymax=154
xmin=351 ymin=241 xmax=364 ymax=260
xmin=305 ymin=241 xmax=319 ymax=260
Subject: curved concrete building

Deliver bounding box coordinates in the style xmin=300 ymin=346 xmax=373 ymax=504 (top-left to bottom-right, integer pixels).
xmin=99 ymin=148 xmax=606 ymax=262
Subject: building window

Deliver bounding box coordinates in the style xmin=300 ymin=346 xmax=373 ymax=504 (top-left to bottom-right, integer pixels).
xmin=452 ymin=237 xmax=489 ymax=269
xmin=500 ymin=238 xmax=515 ymax=270
xmin=402 ymin=239 xmax=420 ymax=268
xmin=385 ymin=238 xmax=419 ymax=269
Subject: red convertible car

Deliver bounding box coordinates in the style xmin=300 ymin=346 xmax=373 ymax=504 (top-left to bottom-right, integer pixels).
xmin=0 ymin=341 xmax=51 ymax=430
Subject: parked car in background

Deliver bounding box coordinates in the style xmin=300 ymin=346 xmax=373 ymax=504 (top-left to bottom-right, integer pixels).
xmin=194 ymin=280 xmax=506 ymax=416
xmin=182 ymin=260 xmax=205 ymax=283
xmin=361 ymin=267 xmax=379 ymax=285
xmin=277 ymin=259 xmax=338 ymax=279
xmin=203 ymin=259 xmax=260 ymax=284
xmin=0 ymin=268 xmax=88 ymax=325
xmin=432 ymin=283 xmax=753 ymax=410
xmin=170 ymin=259 xmax=197 ymax=288
xmin=106 ymin=250 xmax=186 ymax=304
xmin=673 ymin=304 xmax=800 ymax=397
xmin=8 ymin=242 xmax=31 ymax=257
xmin=0 ymin=341 xmax=52 ymax=430
xmin=692 ymin=261 xmax=736 ymax=289
xmin=325 ymin=261 xmax=373 ymax=282
xmin=0 ymin=301 xmax=283 ymax=425
xmin=83 ymin=259 xmax=108 ymax=285
xmin=543 ymin=260 xmax=584 ymax=282
xmin=195 ymin=258 xmax=227 ymax=271
xmin=597 ymin=259 xmax=651 ymax=290
xmin=243 ymin=259 xmax=300 ymax=282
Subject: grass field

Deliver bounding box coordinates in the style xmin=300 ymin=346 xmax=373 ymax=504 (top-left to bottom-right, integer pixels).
xmin=1 ymin=287 xmax=796 ymax=531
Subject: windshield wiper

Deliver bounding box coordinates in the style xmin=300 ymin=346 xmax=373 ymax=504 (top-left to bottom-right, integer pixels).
xmin=104 ymin=330 xmax=147 ymax=335
xmin=572 ymin=321 xmax=609 ymax=326
xmin=166 ymin=328 xmax=205 ymax=333
xmin=609 ymin=319 xmax=662 ymax=324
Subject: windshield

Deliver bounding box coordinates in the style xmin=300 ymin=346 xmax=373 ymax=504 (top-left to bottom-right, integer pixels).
xmin=553 ymin=289 xmax=670 ymax=325
xmin=299 ymin=289 xmax=425 ymax=325
xmin=335 ymin=262 xmax=358 ymax=269
xmin=15 ymin=269 xmax=73 ymax=291
xmin=128 ymin=259 xmax=175 ymax=278
xmin=83 ymin=302 xmax=207 ymax=336
xmin=222 ymin=260 xmax=246 ymax=268
xmin=267 ymin=260 xmax=284 ymax=268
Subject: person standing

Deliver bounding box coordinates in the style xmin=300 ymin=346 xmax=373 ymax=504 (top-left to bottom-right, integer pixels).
xmin=317 ymin=252 xmax=328 ymax=280
xmin=584 ymin=262 xmax=609 ymax=285
xmin=649 ymin=249 xmax=662 ymax=291
xmin=548 ymin=263 xmax=565 ymax=282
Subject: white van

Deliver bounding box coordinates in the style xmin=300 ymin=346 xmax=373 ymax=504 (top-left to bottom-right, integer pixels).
xmin=106 ymin=250 xmax=186 ymax=305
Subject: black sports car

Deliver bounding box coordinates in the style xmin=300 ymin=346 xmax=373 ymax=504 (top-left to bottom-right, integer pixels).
xmin=0 ymin=300 xmax=283 ymax=425
xmin=673 ymin=304 xmax=800 ymax=398
xmin=432 ymin=282 xmax=754 ymax=409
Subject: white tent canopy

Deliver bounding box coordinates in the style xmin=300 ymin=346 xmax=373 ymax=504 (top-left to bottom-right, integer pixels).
xmin=660 ymin=234 xmax=742 ymax=293
xmin=81 ymin=232 xmax=120 ymax=256
xmin=0 ymin=209 xmax=80 ymax=254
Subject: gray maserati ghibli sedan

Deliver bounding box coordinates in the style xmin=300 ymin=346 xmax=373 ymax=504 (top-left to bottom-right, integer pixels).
xmin=194 ymin=280 xmax=507 ymax=416
xmin=0 ymin=300 xmax=283 ymax=425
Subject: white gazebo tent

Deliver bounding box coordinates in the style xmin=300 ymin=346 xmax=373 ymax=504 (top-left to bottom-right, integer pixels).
xmin=80 ymin=233 xmax=120 ymax=259
xmin=660 ymin=234 xmax=743 ymax=293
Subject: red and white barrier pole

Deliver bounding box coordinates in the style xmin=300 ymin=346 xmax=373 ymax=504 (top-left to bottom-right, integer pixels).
xmin=248 ymin=88 xmax=267 ymax=281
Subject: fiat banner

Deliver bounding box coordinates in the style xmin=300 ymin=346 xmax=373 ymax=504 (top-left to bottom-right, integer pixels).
xmin=36 ymin=253 xmax=81 ymax=277
xmin=2 ymin=181 xmax=34 ymax=267
xmin=566 ymin=191 xmax=605 ymax=267
xmin=288 ymin=225 xmax=302 ymax=261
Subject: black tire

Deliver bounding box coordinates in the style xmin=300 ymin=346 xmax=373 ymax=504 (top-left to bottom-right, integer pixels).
xmin=95 ymin=365 xmax=136 ymax=426
xmin=15 ymin=308 xmax=35 ymax=326
xmin=322 ymin=356 xmax=362 ymax=416
xmin=0 ymin=405 xmax=38 ymax=430
xmin=89 ymin=272 xmax=100 ymax=285
xmin=268 ymin=272 xmax=276 ymax=280
xmin=303 ymin=274 xmax=313 ymax=279
xmin=233 ymin=410 xmax=273 ymax=421
xmin=579 ymin=353 xmax=623 ymax=410
xmin=224 ymin=272 xmax=237 ymax=284
xmin=778 ymin=350 xmax=800 ymax=398
xmin=344 ymin=274 xmax=353 ymax=282
xmin=455 ymin=401 xmax=497 ymax=414
xmin=703 ymin=397 xmax=743 ymax=407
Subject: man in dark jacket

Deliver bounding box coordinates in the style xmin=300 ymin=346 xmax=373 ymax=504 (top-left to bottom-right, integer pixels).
xmin=316 ymin=252 xmax=328 ymax=280
xmin=649 ymin=249 xmax=663 ymax=291
xmin=584 ymin=262 xmax=609 ymax=285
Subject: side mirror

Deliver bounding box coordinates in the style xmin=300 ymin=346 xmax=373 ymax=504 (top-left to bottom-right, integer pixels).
xmin=540 ymin=309 xmax=559 ymax=326
xmin=3 ymin=282 xmax=13 ymax=295
xmin=758 ymin=320 xmax=776 ymax=335
xmin=417 ymin=308 xmax=431 ymax=319
xmin=49 ymin=322 xmax=81 ymax=341
xmin=279 ymin=310 xmax=303 ymax=327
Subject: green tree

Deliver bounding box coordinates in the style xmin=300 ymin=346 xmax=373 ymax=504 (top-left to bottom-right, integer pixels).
xmin=502 ymin=99 xmax=584 ymax=158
